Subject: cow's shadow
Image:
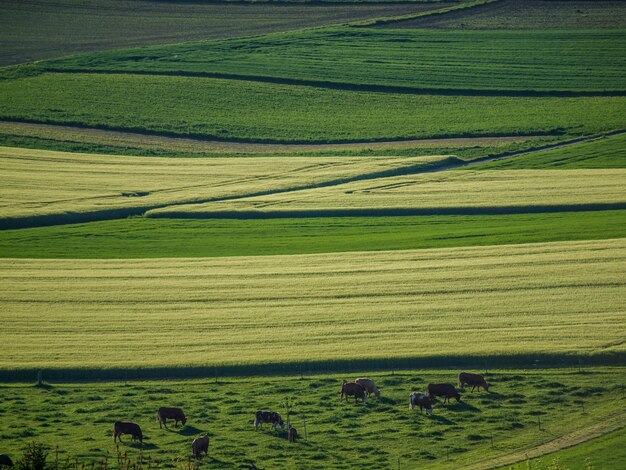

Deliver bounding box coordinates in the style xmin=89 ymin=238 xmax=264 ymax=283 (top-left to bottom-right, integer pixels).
xmin=446 ymin=401 xmax=480 ymax=413
xmin=378 ymin=396 xmax=397 ymax=406
xmin=428 ymin=415 xmax=455 ymax=425
xmin=177 ymin=425 xmax=202 ymax=436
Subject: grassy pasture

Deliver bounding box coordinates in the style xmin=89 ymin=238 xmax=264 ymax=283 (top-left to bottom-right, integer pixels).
xmin=0 ymin=369 xmax=624 ymax=469
xmin=2 ymin=74 xmax=624 ymax=144
xmin=0 ymin=146 xmax=448 ymax=226
xmin=1 ymin=238 xmax=625 ymax=372
xmin=44 ymin=28 xmax=626 ymax=93
xmin=147 ymin=169 xmax=626 ymax=218
xmin=2 ymin=210 xmax=626 ymax=259
xmin=0 ymin=0 xmax=445 ymax=66
xmin=383 ymin=0 xmax=626 ymax=29
xmin=474 ymin=133 xmax=626 ymax=170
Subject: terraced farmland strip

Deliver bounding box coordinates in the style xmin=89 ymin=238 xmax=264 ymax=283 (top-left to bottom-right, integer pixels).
xmin=0 ymin=0 xmax=448 ymax=66
xmin=1 ymin=74 xmax=625 ymax=143
xmin=44 ymin=28 xmax=626 ymax=93
xmin=0 ymin=238 xmax=625 ymax=372
xmin=3 ymin=210 xmax=626 ymax=259
xmin=0 ymin=146 xmax=449 ymax=227
xmin=147 ymin=169 xmax=626 ymax=218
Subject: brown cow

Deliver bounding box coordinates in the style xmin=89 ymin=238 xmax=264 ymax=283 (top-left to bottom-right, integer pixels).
xmin=459 ymin=372 xmax=490 ymax=392
xmin=254 ymin=411 xmax=284 ymax=431
xmin=113 ymin=421 xmax=143 ymax=443
xmin=427 ymin=383 xmax=461 ymax=403
xmin=341 ymin=381 xmax=367 ymax=404
xmin=0 ymin=455 xmax=13 ymax=468
xmin=409 ymin=392 xmax=433 ymax=415
xmin=287 ymin=425 xmax=298 ymax=443
xmin=156 ymin=406 xmax=187 ymax=428
xmin=191 ymin=435 xmax=209 ymax=459
xmin=355 ymin=378 xmax=381 ymax=398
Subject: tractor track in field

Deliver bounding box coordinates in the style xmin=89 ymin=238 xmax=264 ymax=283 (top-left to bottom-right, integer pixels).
xmin=1 ymin=130 xmax=625 ymax=229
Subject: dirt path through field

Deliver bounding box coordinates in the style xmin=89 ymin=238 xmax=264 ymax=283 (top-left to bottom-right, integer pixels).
xmin=0 ymin=121 xmax=542 ymax=154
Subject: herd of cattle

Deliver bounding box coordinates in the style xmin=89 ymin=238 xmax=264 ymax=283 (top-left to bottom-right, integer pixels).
xmin=0 ymin=371 xmax=489 ymax=465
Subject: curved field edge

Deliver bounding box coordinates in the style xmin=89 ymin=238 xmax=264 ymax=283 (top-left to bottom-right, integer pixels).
xmin=1 ymin=238 xmax=625 ymax=375
xmin=0 ymin=368 xmax=624 ymax=470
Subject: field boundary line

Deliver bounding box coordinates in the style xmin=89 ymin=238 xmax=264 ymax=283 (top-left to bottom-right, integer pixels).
xmin=467 ymin=411 xmax=626 ymax=470
xmin=39 ymin=68 xmax=626 ymax=98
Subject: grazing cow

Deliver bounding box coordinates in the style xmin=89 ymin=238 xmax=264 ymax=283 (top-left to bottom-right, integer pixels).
xmin=427 ymin=383 xmax=461 ymax=404
xmin=0 ymin=455 xmax=13 ymax=468
xmin=191 ymin=435 xmax=209 ymax=459
xmin=341 ymin=381 xmax=368 ymax=404
xmin=287 ymin=425 xmax=298 ymax=443
xmin=355 ymin=378 xmax=381 ymax=398
xmin=409 ymin=392 xmax=433 ymax=415
xmin=156 ymin=406 xmax=187 ymax=428
xmin=459 ymin=372 xmax=490 ymax=392
xmin=254 ymin=411 xmax=284 ymax=431
xmin=113 ymin=421 xmax=143 ymax=443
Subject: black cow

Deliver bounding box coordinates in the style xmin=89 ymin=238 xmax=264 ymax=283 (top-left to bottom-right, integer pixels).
xmin=254 ymin=411 xmax=284 ymax=431
xmin=427 ymin=383 xmax=461 ymax=403
xmin=287 ymin=425 xmax=298 ymax=443
xmin=113 ymin=421 xmax=143 ymax=443
xmin=0 ymin=455 xmax=13 ymax=468
xmin=191 ymin=435 xmax=209 ymax=459
xmin=156 ymin=406 xmax=187 ymax=428
xmin=409 ymin=392 xmax=433 ymax=415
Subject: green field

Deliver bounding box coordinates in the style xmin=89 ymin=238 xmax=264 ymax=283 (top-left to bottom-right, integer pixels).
xmin=1 ymin=369 xmax=624 ymax=469
xmin=2 ymin=210 xmax=626 ymax=259
xmin=1 ymin=239 xmax=624 ymax=372
xmin=383 ymin=0 xmax=626 ymax=29
xmin=0 ymin=0 xmax=447 ymax=66
xmin=147 ymin=169 xmax=626 ymax=218
xmin=44 ymin=28 xmax=626 ymax=93
xmin=2 ymin=73 xmax=624 ymax=143
xmin=1 ymin=0 xmax=625 ymax=466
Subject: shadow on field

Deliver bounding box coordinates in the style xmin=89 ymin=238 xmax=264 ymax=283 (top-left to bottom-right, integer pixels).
xmin=429 ymin=415 xmax=455 ymax=425
xmin=447 ymin=401 xmax=480 ymax=413
xmin=177 ymin=425 xmax=203 ymax=436
xmin=378 ymin=396 xmax=397 ymax=406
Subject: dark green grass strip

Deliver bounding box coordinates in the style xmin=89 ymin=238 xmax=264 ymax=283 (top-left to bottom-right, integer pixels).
xmin=2 ymin=210 xmax=625 ymax=259
xmin=1 ymin=353 xmax=624 ymax=382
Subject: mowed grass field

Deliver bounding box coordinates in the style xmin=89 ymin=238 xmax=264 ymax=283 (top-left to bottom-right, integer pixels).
xmin=2 ymin=73 xmax=624 ymax=143
xmin=1 ymin=238 xmax=624 ymax=372
xmin=0 ymin=369 xmax=624 ymax=469
xmin=0 ymin=0 xmax=446 ymax=66
xmin=0 ymin=146 xmax=450 ymax=226
xmin=147 ymin=169 xmax=626 ymax=218
xmin=46 ymin=28 xmax=626 ymax=93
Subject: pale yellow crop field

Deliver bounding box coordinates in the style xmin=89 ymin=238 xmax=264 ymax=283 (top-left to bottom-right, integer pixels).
xmin=1 ymin=238 xmax=624 ymax=371
xmin=0 ymin=146 xmax=450 ymax=222
xmin=149 ymin=169 xmax=626 ymax=217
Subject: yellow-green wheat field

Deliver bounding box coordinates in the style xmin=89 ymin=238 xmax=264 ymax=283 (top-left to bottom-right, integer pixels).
xmin=1 ymin=238 xmax=624 ymax=371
